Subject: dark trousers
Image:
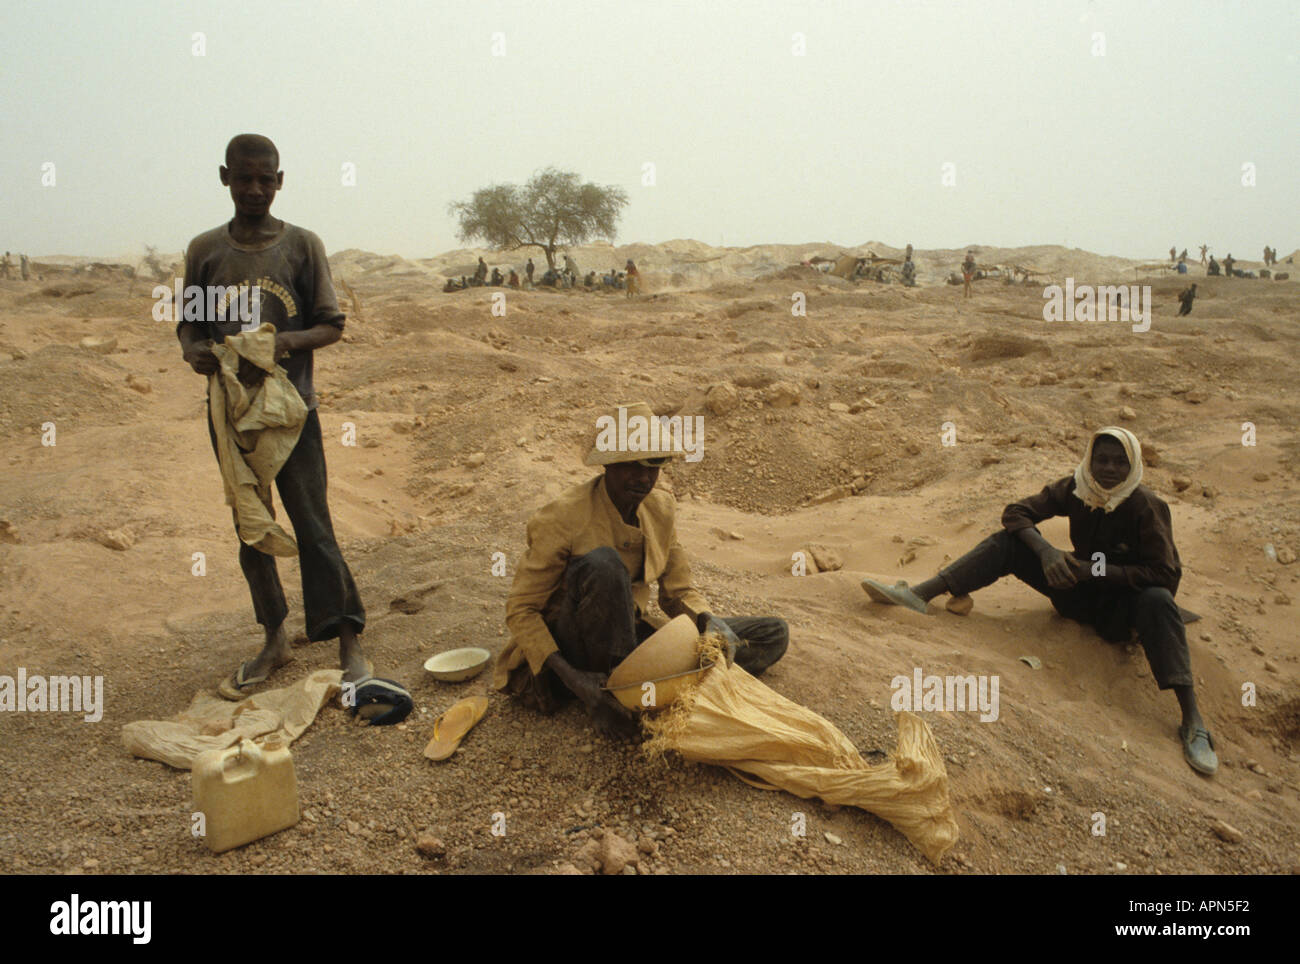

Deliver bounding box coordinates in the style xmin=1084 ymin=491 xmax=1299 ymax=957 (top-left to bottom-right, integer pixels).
xmin=939 ymin=530 xmax=1192 ymax=689
xmin=208 ymin=408 xmax=365 ymax=642
xmin=508 ymin=546 xmax=789 ymax=712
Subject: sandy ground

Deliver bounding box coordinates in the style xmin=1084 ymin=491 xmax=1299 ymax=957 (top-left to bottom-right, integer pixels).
xmin=0 ymin=242 xmax=1297 ymax=875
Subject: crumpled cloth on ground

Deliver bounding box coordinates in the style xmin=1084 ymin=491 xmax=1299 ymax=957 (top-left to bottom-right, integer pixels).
xmin=208 ymin=323 xmax=307 ymax=557
xmin=643 ymin=663 xmax=959 ymax=865
xmin=121 ymin=669 xmax=341 ymax=769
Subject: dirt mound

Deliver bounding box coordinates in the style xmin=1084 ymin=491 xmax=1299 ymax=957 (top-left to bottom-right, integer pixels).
xmin=0 ymin=253 xmax=1297 ymax=876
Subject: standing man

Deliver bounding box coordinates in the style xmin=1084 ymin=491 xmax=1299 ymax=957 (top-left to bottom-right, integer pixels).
xmin=19 ymin=254 xmax=31 ymax=280
xmin=176 ymin=133 xmax=370 ymax=697
xmin=1223 ymin=253 xmax=1235 ymax=278
xmin=961 ymin=251 xmax=976 ymax=298
xmin=1199 ymin=244 xmax=1208 ymax=266
xmin=525 ymin=258 xmax=535 ymax=286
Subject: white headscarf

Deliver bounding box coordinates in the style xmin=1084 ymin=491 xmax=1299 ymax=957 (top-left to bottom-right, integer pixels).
xmin=1073 ymin=426 xmax=1143 ymax=512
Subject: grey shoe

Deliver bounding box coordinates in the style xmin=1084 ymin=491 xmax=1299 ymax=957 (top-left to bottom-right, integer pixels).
xmin=861 ymin=578 xmax=930 ymax=614
xmin=1179 ymin=723 xmax=1218 ymax=776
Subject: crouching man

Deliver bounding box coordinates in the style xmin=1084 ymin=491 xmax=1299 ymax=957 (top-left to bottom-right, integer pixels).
xmin=492 ymin=401 xmax=789 ymax=736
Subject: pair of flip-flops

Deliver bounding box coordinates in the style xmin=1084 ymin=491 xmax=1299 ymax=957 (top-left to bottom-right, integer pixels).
xmin=423 ymin=696 xmax=489 ymax=761
xmin=217 ymin=657 xmax=374 ymax=702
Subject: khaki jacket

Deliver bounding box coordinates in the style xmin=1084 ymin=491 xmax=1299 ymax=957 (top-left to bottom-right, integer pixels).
xmin=493 ymin=476 xmax=710 ymax=687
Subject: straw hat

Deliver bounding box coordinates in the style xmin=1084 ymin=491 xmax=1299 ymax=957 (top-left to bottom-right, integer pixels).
xmin=583 ymin=401 xmax=688 ymax=467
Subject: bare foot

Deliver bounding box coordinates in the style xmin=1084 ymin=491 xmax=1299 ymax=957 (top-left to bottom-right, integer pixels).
xmin=242 ymin=623 xmax=294 ymax=680
xmin=338 ymin=623 xmax=371 ymax=682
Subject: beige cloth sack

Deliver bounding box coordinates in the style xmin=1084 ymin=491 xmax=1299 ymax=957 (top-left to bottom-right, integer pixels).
xmin=644 ymin=663 xmax=959 ymax=865
xmin=122 ymin=669 xmax=341 ymax=770
xmin=208 ymin=324 xmax=307 ymax=557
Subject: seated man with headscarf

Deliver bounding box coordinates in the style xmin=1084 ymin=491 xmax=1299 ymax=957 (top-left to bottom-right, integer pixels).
xmin=861 ymin=428 xmax=1216 ymax=776
xmin=493 ymin=401 xmax=789 ymax=736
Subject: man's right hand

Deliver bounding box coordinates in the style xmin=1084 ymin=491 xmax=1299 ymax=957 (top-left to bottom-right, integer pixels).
xmin=545 ymin=653 xmax=639 ymax=739
xmin=183 ymin=340 xmax=219 ymax=375
xmin=1039 ymin=547 xmax=1078 ymax=589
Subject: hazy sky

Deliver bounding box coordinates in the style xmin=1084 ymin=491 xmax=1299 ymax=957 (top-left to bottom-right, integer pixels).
xmin=2 ymin=0 xmax=1296 ymax=260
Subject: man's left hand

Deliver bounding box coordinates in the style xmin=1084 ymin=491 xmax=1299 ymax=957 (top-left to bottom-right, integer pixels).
xmin=1065 ymin=554 xmax=1093 ymax=582
xmin=697 ymin=612 xmax=740 ymax=667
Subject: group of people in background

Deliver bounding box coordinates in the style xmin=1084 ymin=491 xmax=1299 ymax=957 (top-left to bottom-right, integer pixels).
xmin=0 ymin=251 xmax=32 ymax=280
xmin=1176 ymin=244 xmax=1286 ymax=280
xmin=444 ymin=254 xmax=640 ymax=296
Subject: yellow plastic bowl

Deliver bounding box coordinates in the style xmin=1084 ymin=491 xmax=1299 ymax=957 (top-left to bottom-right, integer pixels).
xmin=605 ymin=664 xmax=713 ymax=712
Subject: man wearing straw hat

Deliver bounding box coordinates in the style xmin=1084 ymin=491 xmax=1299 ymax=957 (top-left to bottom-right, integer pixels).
xmin=494 ymin=401 xmax=789 ymax=736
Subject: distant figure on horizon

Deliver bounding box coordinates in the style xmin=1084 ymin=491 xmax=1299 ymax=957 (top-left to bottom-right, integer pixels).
xmin=904 ymin=243 xmax=913 ymax=262
xmin=1169 ymin=246 xmax=1177 ymax=263
xmin=475 ymin=257 xmax=488 ymax=284
xmin=1223 ymin=253 xmax=1235 ymax=278
xmin=961 ymin=251 xmax=976 ymax=298
xmin=20 ymin=253 xmax=31 ymax=280
xmin=1207 ymin=256 xmax=1220 ymax=277
xmin=625 ymin=259 xmax=640 ymax=298
xmin=0 ymin=252 xmax=10 ymax=280
xmin=525 ymin=258 xmax=535 ymax=285
xmin=1177 ymin=284 xmax=1197 ymax=316
xmin=1199 ymin=244 xmax=1208 ymax=266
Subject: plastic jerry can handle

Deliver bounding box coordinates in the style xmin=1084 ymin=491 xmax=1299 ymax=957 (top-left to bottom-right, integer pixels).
xmin=221 ymin=739 xmax=263 ymax=782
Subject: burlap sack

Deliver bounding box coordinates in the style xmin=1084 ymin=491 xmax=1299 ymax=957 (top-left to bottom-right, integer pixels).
xmin=644 ymin=663 xmax=958 ymax=864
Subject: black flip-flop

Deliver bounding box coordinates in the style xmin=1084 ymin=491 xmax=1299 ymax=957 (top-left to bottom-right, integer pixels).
xmin=349 ymin=677 xmax=414 ymax=726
